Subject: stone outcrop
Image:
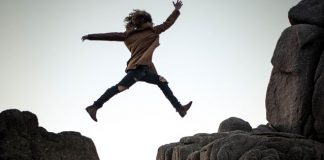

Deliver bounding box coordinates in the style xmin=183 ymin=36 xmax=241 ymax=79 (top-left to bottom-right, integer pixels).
xmin=157 ymin=130 xmax=324 ymax=160
xmin=265 ymin=24 xmax=324 ymax=138
xmin=157 ymin=0 xmax=324 ymax=159
xmin=313 ymin=52 xmax=324 ymax=141
xmin=289 ymin=0 xmax=324 ymax=28
xmin=217 ymin=117 xmax=252 ymax=133
xmin=267 ymin=0 xmax=324 ymax=142
xmin=0 ymin=109 xmax=100 ymax=160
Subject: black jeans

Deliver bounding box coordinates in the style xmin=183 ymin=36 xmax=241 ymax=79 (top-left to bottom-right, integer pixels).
xmin=93 ymin=66 xmax=182 ymax=109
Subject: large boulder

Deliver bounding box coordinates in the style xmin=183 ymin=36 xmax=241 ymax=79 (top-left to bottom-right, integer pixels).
xmin=313 ymin=51 xmax=324 ymax=142
xmin=218 ymin=117 xmax=252 ymax=133
xmin=289 ymin=0 xmax=324 ymax=28
xmin=265 ymin=24 xmax=324 ymax=137
xmin=0 ymin=109 xmax=100 ymax=160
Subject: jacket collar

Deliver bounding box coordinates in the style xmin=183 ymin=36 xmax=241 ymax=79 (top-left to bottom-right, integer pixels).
xmin=126 ymin=23 xmax=153 ymax=35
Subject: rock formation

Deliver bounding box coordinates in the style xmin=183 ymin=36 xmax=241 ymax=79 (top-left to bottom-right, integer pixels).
xmin=157 ymin=0 xmax=324 ymax=159
xmin=157 ymin=131 xmax=324 ymax=160
xmin=0 ymin=109 xmax=100 ymax=160
xmin=267 ymin=0 xmax=324 ymax=142
xmin=217 ymin=117 xmax=252 ymax=133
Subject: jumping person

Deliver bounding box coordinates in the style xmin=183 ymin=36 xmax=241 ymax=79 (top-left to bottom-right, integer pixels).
xmin=82 ymin=0 xmax=192 ymax=122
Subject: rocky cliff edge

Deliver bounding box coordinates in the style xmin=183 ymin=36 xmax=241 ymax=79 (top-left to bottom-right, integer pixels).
xmin=0 ymin=109 xmax=100 ymax=160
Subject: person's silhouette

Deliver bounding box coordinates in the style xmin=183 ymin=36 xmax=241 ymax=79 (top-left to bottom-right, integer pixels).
xmin=82 ymin=0 xmax=192 ymax=122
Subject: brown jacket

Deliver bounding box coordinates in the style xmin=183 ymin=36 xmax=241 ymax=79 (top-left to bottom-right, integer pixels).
xmin=86 ymin=9 xmax=180 ymax=74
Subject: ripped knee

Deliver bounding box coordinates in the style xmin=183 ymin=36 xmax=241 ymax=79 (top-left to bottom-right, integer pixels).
xmin=159 ymin=76 xmax=168 ymax=83
xmin=117 ymin=85 xmax=128 ymax=92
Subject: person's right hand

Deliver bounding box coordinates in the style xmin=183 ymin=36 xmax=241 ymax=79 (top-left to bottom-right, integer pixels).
xmin=173 ymin=0 xmax=183 ymax=10
xmin=81 ymin=35 xmax=88 ymax=42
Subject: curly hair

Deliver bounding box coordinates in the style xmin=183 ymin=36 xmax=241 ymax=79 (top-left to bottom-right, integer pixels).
xmin=124 ymin=9 xmax=152 ymax=30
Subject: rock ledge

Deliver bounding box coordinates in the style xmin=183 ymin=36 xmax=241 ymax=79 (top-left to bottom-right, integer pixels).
xmin=0 ymin=109 xmax=100 ymax=160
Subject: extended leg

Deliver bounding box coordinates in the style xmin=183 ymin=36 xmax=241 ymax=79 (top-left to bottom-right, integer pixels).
xmin=86 ymin=69 xmax=141 ymax=122
xmin=157 ymin=78 xmax=182 ymax=109
xmin=142 ymin=72 xmax=192 ymax=117
xmin=93 ymin=85 xmax=120 ymax=108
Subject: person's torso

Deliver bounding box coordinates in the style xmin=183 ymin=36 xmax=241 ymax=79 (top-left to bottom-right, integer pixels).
xmin=124 ymin=28 xmax=160 ymax=69
xmin=124 ymin=28 xmax=159 ymax=54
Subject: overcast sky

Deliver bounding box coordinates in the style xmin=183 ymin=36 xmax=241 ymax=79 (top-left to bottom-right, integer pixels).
xmin=1 ymin=0 xmax=300 ymax=159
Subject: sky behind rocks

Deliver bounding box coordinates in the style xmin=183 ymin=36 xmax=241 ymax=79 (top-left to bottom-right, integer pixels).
xmin=0 ymin=0 xmax=300 ymax=159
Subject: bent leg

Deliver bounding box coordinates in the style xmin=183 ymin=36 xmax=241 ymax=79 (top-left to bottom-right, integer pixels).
xmin=117 ymin=85 xmax=128 ymax=92
xmin=93 ymin=85 xmax=119 ymax=108
xmin=93 ymin=70 xmax=139 ymax=108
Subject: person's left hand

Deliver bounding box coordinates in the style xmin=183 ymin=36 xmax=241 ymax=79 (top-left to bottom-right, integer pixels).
xmin=173 ymin=0 xmax=183 ymax=10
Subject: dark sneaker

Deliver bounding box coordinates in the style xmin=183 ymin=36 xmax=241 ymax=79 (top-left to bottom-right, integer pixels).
xmin=86 ymin=105 xmax=99 ymax=122
xmin=176 ymin=101 xmax=192 ymax=118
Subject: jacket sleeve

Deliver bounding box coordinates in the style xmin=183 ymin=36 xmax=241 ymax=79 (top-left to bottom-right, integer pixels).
xmin=86 ymin=32 xmax=126 ymax=41
xmin=153 ymin=9 xmax=180 ymax=34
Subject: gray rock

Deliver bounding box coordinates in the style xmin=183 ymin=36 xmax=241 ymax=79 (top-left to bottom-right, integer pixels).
xmin=156 ymin=143 xmax=180 ymax=160
xmin=157 ymin=133 xmax=228 ymax=160
xmin=0 ymin=109 xmax=100 ymax=160
xmin=187 ymin=151 xmax=200 ymax=160
xmin=252 ymin=123 xmax=277 ymax=133
xmin=288 ymin=0 xmax=324 ymax=28
xmin=266 ymin=24 xmax=324 ymax=136
xmin=208 ymin=132 xmax=324 ymax=160
xmin=313 ymin=51 xmax=324 ymax=142
xmin=218 ymin=117 xmax=252 ymax=132
xmin=157 ymin=131 xmax=324 ymax=160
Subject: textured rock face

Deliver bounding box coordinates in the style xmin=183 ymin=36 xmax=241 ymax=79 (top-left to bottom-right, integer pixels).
xmin=157 ymin=131 xmax=324 ymax=160
xmin=218 ymin=117 xmax=252 ymax=133
xmin=266 ymin=24 xmax=324 ymax=137
xmin=0 ymin=109 xmax=100 ymax=160
xmin=313 ymin=52 xmax=324 ymax=141
xmin=266 ymin=0 xmax=324 ymax=141
xmin=289 ymin=0 xmax=324 ymax=28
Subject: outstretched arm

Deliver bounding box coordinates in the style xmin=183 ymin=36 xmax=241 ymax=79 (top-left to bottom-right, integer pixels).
xmin=153 ymin=0 xmax=183 ymax=34
xmin=82 ymin=32 xmax=126 ymax=42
